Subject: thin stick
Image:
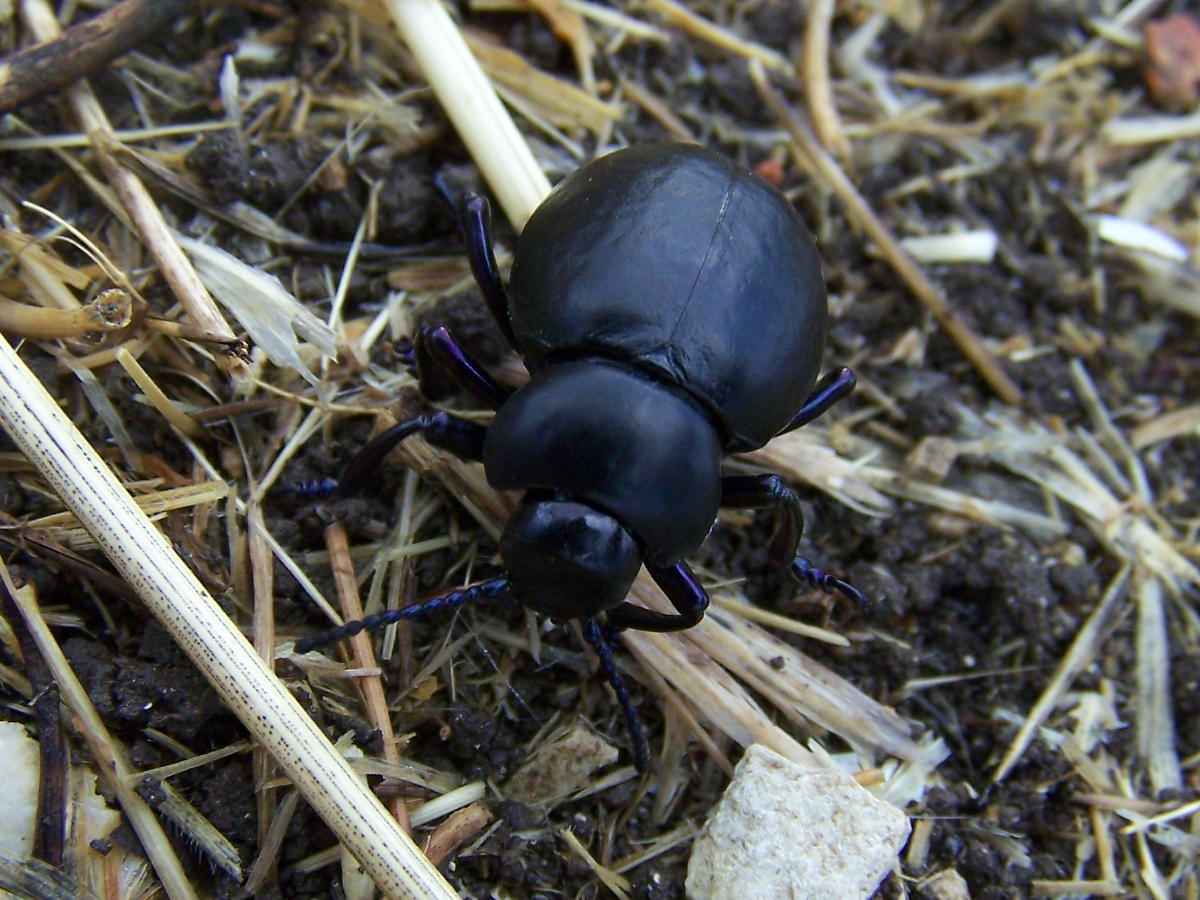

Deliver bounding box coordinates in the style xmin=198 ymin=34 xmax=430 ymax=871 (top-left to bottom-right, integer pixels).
xmin=0 ymin=0 xmax=190 ymax=114
xmin=750 ymin=61 xmax=1023 ymax=407
xmin=0 ymin=332 xmax=456 ymax=899
xmin=18 ymin=0 xmax=240 ymax=362
xmin=325 ymin=521 xmax=413 ymax=834
xmin=247 ymin=504 xmax=279 ymax=883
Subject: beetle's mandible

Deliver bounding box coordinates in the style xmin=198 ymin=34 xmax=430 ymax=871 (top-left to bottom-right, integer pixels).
xmin=298 ymin=143 xmax=865 ymax=770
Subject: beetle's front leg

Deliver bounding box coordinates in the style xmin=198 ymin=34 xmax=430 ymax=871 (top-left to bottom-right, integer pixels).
xmin=340 ymin=411 xmax=487 ymax=495
xmin=605 ymin=561 xmax=710 ymax=632
xmin=460 ymin=194 xmax=521 ymax=352
xmin=582 ymin=618 xmax=651 ymax=772
xmin=720 ymin=474 xmax=868 ymax=610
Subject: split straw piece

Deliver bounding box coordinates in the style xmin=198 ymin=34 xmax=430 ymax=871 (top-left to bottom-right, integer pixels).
xmin=380 ymin=0 xmax=550 ymax=227
xmin=0 ymin=333 xmax=456 ymax=899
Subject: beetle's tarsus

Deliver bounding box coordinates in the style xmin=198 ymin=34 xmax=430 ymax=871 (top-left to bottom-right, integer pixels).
xmin=282 ymin=476 xmax=339 ymax=501
xmin=295 ymin=576 xmax=510 ymax=654
xmin=790 ymin=557 xmax=871 ymax=614
xmin=583 ymin=617 xmax=651 ymax=773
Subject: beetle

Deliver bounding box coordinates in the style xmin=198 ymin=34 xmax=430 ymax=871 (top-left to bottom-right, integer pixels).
xmin=297 ymin=143 xmax=865 ymax=769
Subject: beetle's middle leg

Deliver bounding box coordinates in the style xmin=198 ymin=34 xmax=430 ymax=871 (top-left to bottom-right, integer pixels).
xmin=720 ymin=474 xmax=868 ymax=610
xmin=460 ymin=194 xmax=521 ymax=352
xmin=401 ymin=324 xmax=511 ymax=409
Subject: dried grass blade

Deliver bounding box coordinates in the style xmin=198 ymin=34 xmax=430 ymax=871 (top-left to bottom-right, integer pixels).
xmin=1135 ymin=572 xmax=1182 ymax=793
xmin=992 ymin=564 xmax=1130 ymax=783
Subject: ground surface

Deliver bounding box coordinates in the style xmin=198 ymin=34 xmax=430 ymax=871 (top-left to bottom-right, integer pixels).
xmin=0 ymin=1 xmax=1197 ymax=899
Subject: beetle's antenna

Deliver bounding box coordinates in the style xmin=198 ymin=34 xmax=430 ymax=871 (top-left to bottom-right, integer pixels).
xmin=790 ymin=557 xmax=870 ymax=614
xmin=295 ymin=576 xmax=511 ymax=653
xmin=582 ymin=618 xmax=651 ymax=773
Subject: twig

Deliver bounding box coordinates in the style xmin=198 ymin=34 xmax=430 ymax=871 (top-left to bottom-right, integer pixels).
xmin=325 ymin=521 xmax=413 ymax=834
xmin=802 ymin=0 xmax=850 ymax=159
xmin=247 ymin=503 xmax=280 ymax=887
xmin=749 ymin=61 xmax=1024 ymax=407
xmin=0 ymin=0 xmax=190 ymax=114
xmin=0 ymin=331 xmax=456 ymax=899
xmin=420 ymin=802 xmax=493 ymax=866
xmin=18 ymin=0 xmax=241 ymax=364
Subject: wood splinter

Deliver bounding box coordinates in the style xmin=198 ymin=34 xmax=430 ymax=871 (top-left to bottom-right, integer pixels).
xmin=0 ymin=0 xmax=191 ymax=115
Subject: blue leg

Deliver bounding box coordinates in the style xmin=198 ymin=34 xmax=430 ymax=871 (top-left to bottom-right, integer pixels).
xmin=460 ymin=194 xmax=520 ymax=352
xmin=582 ymin=618 xmax=651 ymax=772
xmin=340 ymin=411 xmax=487 ymax=496
xmin=778 ymin=367 xmax=857 ymax=434
xmin=295 ymin=577 xmax=510 ymax=653
xmin=400 ymin=324 xmax=511 ymax=408
xmin=605 ymin=562 xmax=709 ymax=632
xmin=720 ymin=473 xmax=869 ymax=611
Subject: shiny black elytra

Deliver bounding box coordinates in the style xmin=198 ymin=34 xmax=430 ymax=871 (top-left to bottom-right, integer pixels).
xmin=298 ymin=144 xmax=865 ymax=771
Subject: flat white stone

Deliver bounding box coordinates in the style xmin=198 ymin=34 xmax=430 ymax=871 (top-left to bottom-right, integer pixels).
xmin=0 ymin=722 xmax=39 ymax=856
xmin=506 ymin=721 xmax=618 ymax=804
xmin=686 ymin=744 xmax=910 ymax=900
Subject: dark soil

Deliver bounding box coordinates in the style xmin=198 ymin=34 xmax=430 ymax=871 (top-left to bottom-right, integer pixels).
xmin=0 ymin=2 xmax=1196 ymax=899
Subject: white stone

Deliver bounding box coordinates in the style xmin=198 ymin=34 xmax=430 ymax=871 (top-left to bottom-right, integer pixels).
xmin=0 ymin=722 xmax=40 ymax=856
xmin=505 ymin=721 xmax=618 ymax=804
xmin=686 ymin=744 xmax=910 ymax=900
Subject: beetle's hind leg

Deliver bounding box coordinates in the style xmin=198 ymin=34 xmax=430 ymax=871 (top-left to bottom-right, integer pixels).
xmin=777 ymin=367 xmax=857 ymax=434
xmin=339 ymin=411 xmax=487 ymax=495
xmin=720 ymin=474 xmax=869 ymax=611
xmin=460 ymin=194 xmax=521 ymax=352
xmin=582 ymin=618 xmax=651 ymax=772
xmin=399 ymin=324 xmax=511 ymax=409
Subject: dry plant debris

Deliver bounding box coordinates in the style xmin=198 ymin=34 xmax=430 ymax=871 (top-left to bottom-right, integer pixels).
xmin=0 ymin=0 xmax=1194 ymax=898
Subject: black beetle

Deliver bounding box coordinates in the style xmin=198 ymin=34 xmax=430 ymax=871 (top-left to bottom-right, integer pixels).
xmin=298 ymin=143 xmax=864 ymax=769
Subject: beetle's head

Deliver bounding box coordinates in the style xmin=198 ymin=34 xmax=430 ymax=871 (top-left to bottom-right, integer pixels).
xmin=499 ymin=496 xmax=641 ymax=620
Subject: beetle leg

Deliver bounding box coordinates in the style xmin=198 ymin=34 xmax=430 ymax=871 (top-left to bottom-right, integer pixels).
xmin=605 ymin=562 xmax=710 ymax=632
xmin=461 ymin=193 xmax=521 ymax=351
xmin=582 ymin=617 xmax=651 ymax=772
xmin=777 ymin=367 xmax=857 ymax=434
xmin=403 ymin=325 xmax=511 ymax=409
xmin=791 ymin=557 xmax=870 ymax=613
xmin=295 ymin=576 xmax=510 ymax=653
xmin=340 ymin=411 xmax=487 ymax=495
xmin=721 ymin=473 xmax=870 ymax=611
xmin=720 ymin=474 xmax=804 ymax=566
